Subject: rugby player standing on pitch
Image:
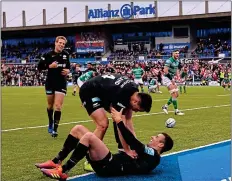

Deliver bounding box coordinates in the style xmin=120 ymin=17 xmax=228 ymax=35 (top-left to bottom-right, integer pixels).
xmin=38 ymin=36 xmax=70 ymax=137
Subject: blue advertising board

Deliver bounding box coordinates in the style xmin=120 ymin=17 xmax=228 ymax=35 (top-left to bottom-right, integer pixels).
xmin=156 ymin=43 xmax=190 ymax=51
xmin=76 ymin=40 xmax=104 ymax=54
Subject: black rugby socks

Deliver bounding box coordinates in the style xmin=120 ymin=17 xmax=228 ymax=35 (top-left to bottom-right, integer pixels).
xmin=52 ymin=134 xmax=79 ymax=163
xmin=62 ymin=143 xmax=88 ymax=173
xmin=53 ymin=111 xmax=61 ymax=132
xmin=47 ymin=108 xmax=53 ymax=128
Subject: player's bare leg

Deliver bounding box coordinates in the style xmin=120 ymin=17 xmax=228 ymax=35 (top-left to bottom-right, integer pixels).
xmin=82 ymin=108 xmax=109 ymax=171
xmin=90 ymin=108 xmax=109 ymax=140
xmin=140 ymin=84 xmax=144 ymax=93
xmin=162 ymin=83 xmax=184 ymax=115
xmin=41 ymin=132 xmax=110 ymax=180
xmin=35 ymin=125 xmax=89 ymax=170
xmin=156 ymin=84 xmax=162 ymax=93
xmin=72 ymin=85 xmax=77 ymax=96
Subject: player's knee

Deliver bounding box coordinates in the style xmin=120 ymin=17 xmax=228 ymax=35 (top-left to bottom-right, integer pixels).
xmin=47 ymin=104 xmax=53 ymax=110
xmin=171 ymin=92 xmax=178 ymax=98
xmin=54 ymin=103 xmax=62 ymax=111
xmin=84 ymin=132 xmax=96 ymax=142
xmin=70 ymin=125 xmax=84 ymax=135
xmin=96 ymin=122 xmax=109 ymax=133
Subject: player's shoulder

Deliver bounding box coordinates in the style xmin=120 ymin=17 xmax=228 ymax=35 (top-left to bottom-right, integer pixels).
xmin=41 ymin=50 xmax=51 ymax=58
xmin=165 ymin=58 xmax=172 ymax=65
xmin=62 ymin=50 xmax=69 ymax=56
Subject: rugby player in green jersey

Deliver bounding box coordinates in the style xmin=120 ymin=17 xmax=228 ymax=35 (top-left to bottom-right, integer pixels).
xmin=132 ymin=63 xmax=145 ymax=92
xmin=161 ymin=50 xmax=184 ymax=116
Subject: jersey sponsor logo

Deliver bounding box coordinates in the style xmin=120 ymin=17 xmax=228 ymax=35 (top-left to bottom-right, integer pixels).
xmin=61 ymin=89 xmax=67 ymax=93
xmin=120 ymin=79 xmax=134 ymax=88
xmin=92 ymin=97 xmax=101 ymax=102
xmin=144 ymin=145 xmax=155 ymax=156
xmin=57 ymin=64 xmax=66 ymax=68
xmin=46 ymin=90 xmax=53 ymax=94
xmin=117 ymin=102 xmax=126 ymax=108
xmin=63 ymin=55 xmax=67 ymax=59
xmin=93 ymin=102 xmax=100 ymax=108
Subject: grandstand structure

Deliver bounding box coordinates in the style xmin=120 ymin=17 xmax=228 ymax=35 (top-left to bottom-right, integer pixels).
xmin=1 ymin=1 xmax=231 ymax=87
xmin=1 ymin=3 xmax=231 ymax=181
xmin=1 ymin=1 xmax=231 ymax=65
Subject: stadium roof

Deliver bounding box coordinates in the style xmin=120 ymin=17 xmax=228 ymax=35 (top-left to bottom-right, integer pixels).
xmin=1 ymin=12 xmax=230 ymax=32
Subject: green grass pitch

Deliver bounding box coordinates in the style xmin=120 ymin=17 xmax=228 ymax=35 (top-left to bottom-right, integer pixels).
xmin=2 ymin=86 xmax=230 ymax=181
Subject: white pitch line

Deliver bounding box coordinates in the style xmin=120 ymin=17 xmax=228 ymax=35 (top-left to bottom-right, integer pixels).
xmin=67 ymin=139 xmax=231 ymax=180
xmin=153 ymin=99 xmax=168 ymax=102
xmin=217 ymin=94 xmax=230 ymax=96
xmin=2 ymin=104 xmax=230 ymax=133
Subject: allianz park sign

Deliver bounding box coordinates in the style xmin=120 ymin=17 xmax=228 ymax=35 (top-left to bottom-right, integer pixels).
xmin=88 ymin=4 xmax=155 ymax=20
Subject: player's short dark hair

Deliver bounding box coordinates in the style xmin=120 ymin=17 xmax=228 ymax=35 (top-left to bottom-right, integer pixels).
xmin=138 ymin=93 xmax=152 ymax=112
xmin=172 ymin=49 xmax=179 ymax=53
xmin=161 ymin=133 xmax=174 ymax=154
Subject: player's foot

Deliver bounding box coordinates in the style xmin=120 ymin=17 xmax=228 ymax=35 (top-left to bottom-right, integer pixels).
xmin=157 ymin=91 xmax=162 ymax=93
xmin=48 ymin=126 xmax=53 ymax=134
xmin=175 ymin=110 xmax=185 ymax=116
xmin=51 ymin=131 xmax=58 ymax=138
xmin=84 ymin=161 xmax=94 ymax=172
xmin=72 ymin=92 xmax=76 ymax=96
xmin=35 ymin=160 xmax=60 ymax=169
xmin=162 ymin=106 xmax=168 ymax=114
xmin=41 ymin=166 xmax=68 ymax=181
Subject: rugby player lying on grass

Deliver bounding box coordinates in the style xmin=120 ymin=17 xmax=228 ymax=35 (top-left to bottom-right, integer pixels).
xmin=35 ymin=107 xmax=173 ymax=180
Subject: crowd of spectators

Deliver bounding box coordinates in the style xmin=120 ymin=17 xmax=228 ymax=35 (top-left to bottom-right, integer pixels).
xmin=1 ymin=40 xmax=75 ymax=63
xmin=192 ymin=37 xmax=231 ymax=58
xmin=2 ymin=59 xmax=231 ymax=87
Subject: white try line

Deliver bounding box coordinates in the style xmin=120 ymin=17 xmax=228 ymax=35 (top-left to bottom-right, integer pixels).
xmin=153 ymin=99 xmax=168 ymax=102
xmin=217 ymin=94 xmax=230 ymax=96
xmin=67 ymin=139 xmax=231 ymax=180
xmin=2 ymin=104 xmax=230 ymax=133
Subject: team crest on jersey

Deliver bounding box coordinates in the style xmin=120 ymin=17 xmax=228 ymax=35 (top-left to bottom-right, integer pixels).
xmin=117 ymin=102 xmax=126 ymax=108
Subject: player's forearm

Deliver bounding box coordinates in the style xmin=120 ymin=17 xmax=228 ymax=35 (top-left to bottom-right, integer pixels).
xmin=125 ymin=118 xmax=136 ymax=137
xmin=117 ymin=121 xmax=144 ymax=153
xmin=117 ymin=126 xmax=130 ymax=151
xmin=163 ymin=66 xmax=169 ymax=75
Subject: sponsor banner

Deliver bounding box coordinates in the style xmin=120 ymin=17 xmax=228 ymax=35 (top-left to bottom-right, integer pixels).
xmin=76 ymin=47 xmax=104 ymax=53
xmin=156 ymin=43 xmax=190 ymax=51
xmin=76 ymin=40 xmax=104 ymax=53
xmin=88 ymin=4 xmax=155 ymax=20
xmin=208 ymin=81 xmax=220 ymax=86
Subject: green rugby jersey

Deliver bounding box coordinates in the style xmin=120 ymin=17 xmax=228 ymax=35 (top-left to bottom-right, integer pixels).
xmin=132 ymin=68 xmax=144 ymax=79
xmin=79 ymin=71 xmax=94 ymax=82
xmin=223 ymin=78 xmax=230 ymax=83
xmin=149 ymin=78 xmax=157 ymax=86
xmin=164 ymin=57 xmax=180 ymax=79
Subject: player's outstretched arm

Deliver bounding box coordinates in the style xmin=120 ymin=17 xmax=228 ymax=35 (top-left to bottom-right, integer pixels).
xmin=111 ymin=108 xmax=145 ymax=155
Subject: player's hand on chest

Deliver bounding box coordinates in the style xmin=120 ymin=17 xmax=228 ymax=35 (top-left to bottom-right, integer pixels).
xmin=50 ymin=53 xmax=68 ymax=68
